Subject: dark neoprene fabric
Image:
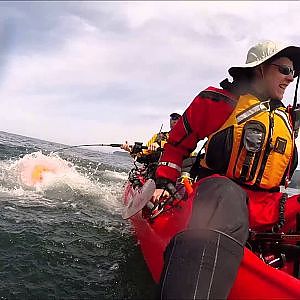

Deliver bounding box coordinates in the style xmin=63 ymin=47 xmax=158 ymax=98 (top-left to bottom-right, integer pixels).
xmin=159 ymin=176 xmax=249 ymax=300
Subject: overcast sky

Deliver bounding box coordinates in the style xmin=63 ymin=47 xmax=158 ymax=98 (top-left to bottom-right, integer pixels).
xmin=1 ymin=1 xmax=300 ymax=150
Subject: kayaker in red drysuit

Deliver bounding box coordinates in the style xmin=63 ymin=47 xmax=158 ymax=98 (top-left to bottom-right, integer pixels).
xmin=153 ymin=40 xmax=300 ymax=299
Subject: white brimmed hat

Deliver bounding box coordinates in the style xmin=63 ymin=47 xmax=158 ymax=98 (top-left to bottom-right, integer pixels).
xmin=229 ymin=40 xmax=300 ymax=78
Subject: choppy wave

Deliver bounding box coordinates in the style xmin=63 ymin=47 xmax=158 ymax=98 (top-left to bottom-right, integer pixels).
xmin=0 ymin=150 xmax=130 ymax=213
xmin=0 ymin=131 xmax=157 ymax=299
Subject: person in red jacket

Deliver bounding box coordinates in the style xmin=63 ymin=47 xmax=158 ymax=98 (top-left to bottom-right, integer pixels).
xmin=153 ymin=40 xmax=300 ymax=299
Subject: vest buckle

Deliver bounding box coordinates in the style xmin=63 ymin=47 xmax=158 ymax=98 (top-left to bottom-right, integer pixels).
xmin=259 ymin=100 xmax=270 ymax=112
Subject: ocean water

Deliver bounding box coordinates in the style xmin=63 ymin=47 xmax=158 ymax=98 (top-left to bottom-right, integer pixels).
xmin=0 ymin=131 xmax=156 ymax=299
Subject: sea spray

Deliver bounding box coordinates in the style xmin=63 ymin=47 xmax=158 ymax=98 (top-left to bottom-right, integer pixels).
xmin=0 ymin=150 xmax=130 ymax=217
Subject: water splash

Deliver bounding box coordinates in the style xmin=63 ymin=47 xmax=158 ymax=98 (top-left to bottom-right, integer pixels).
xmin=0 ymin=152 xmax=127 ymax=212
xmin=15 ymin=152 xmax=72 ymax=187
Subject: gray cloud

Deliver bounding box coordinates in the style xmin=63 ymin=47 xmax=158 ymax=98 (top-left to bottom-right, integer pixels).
xmin=0 ymin=1 xmax=300 ymax=146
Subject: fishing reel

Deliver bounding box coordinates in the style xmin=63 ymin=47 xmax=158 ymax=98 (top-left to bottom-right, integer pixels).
xmin=128 ymin=168 xmax=144 ymax=188
xmin=131 ymin=142 xmax=144 ymax=154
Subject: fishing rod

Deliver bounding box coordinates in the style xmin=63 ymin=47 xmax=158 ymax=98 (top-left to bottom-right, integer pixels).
xmin=52 ymin=142 xmax=148 ymax=153
xmin=53 ymin=123 xmax=167 ymax=154
xmin=52 ymin=143 xmax=123 ymax=153
xmin=292 ymin=75 xmax=300 ymax=110
xmin=292 ymin=75 xmax=300 ymax=138
xmin=158 ymin=123 xmax=163 ymax=134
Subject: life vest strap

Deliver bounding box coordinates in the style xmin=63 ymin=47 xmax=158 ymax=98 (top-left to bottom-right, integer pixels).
xmin=236 ymin=101 xmax=269 ymax=124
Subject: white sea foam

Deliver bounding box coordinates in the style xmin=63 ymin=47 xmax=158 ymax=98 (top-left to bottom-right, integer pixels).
xmin=0 ymin=151 xmax=126 ymax=212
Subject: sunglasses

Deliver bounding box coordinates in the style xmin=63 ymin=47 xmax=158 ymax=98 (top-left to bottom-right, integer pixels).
xmin=271 ymin=63 xmax=295 ymax=77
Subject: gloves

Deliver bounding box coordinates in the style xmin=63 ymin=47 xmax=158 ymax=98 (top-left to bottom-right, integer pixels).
xmin=155 ymin=178 xmax=181 ymax=199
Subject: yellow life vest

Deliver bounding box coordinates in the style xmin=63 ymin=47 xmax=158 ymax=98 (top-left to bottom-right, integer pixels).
xmin=200 ymin=94 xmax=294 ymax=190
xmin=142 ymin=132 xmax=169 ymax=155
xmin=146 ymin=132 xmax=169 ymax=148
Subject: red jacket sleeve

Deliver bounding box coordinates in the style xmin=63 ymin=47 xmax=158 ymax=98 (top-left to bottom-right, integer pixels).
xmin=155 ymin=86 xmax=236 ymax=185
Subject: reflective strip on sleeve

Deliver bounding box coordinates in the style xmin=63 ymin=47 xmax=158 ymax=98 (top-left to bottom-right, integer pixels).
xmin=158 ymin=161 xmax=181 ymax=172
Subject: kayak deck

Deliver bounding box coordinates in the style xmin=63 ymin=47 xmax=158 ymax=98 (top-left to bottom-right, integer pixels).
xmin=124 ymin=181 xmax=300 ymax=298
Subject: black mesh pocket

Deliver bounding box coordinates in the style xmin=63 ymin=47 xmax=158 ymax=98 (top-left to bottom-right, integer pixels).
xmin=206 ymin=126 xmax=234 ymax=173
